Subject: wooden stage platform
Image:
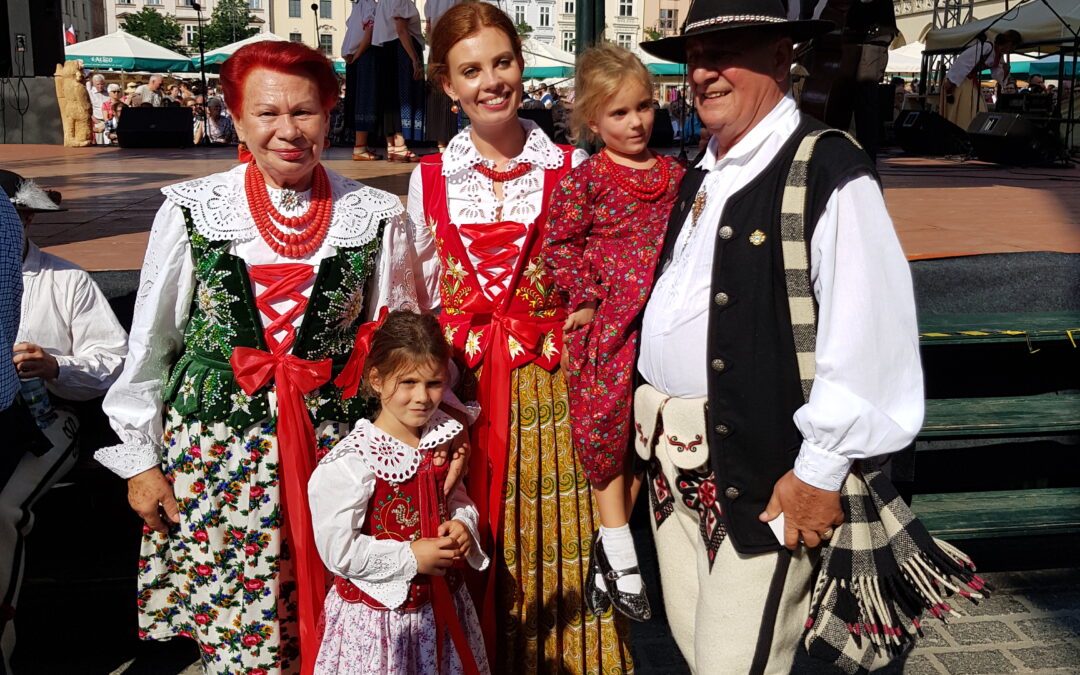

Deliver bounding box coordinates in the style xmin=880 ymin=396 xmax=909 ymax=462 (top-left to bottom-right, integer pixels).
xmin=2 ymin=144 xmax=1079 ymax=271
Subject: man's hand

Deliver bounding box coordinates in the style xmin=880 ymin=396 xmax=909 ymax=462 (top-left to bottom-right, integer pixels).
xmin=128 ymin=467 xmax=181 ymax=534
xmin=759 ymin=469 xmax=844 ymax=549
xmin=438 ymin=519 xmax=472 ymax=559
xmin=13 ymin=343 xmax=60 ymax=380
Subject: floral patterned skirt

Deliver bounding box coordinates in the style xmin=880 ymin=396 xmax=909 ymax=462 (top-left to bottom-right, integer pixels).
xmin=315 ymin=583 xmax=490 ymax=674
xmin=137 ymin=406 xmax=349 ymax=675
xmin=498 ymin=364 xmax=634 ymax=674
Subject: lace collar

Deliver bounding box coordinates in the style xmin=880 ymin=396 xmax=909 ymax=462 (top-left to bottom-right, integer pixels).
xmin=321 ymin=410 xmax=463 ymax=484
xmin=161 ymin=163 xmax=404 ymax=248
xmin=441 ymin=118 xmax=566 ymax=177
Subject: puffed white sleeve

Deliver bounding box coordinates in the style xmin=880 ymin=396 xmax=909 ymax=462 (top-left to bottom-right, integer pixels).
xmin=571 ymin=147 xmax=590 ymax=168
xmin=96 ymin=200 xmax=195 ymax=479
xmin=447 ymin=478 xmax=489 ymax=571
xmin=791 ymin=173 xmax=925 ymax=492
xmin=309 ymin=448 xmax=419 ymax=609
xmin=406 ymin=165 xmax=442 ymax=311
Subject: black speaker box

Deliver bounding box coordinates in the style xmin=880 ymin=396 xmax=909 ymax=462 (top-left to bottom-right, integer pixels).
xmin=649 ymin=108 xmax=674 ymax=147
xmin=895 ymin=110 xmax=969 ymax=156
xmin=968 ymin=112 xmax=1060 ymax=165
xmin=29 ymin=0 xmax=64 ymax=77
xmin=117 ymin=107 xmax=194 ymax=148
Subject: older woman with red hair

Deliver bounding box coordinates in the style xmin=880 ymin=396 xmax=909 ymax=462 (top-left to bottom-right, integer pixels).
xmin=96 ymin=42 xmax=427 ymax=674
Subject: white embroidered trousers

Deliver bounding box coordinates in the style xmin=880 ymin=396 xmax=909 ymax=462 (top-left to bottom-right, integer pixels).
xmin=635 ymin=384 xmax=817 ymax=675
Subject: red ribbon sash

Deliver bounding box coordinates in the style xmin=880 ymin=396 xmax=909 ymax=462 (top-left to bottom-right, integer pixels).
xmin=231 ymin=263 xmax=330 ymax=675
xmin=418 ymin=464 xmax=481 ymax=675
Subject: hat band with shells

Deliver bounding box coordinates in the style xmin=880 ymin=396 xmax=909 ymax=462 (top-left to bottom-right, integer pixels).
xmin=683 ymin=14 xmax=787 ymax=33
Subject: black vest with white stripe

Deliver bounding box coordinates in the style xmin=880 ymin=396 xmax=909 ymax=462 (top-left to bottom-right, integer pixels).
xmin=653 ymin=114 xmax=878 ymax=554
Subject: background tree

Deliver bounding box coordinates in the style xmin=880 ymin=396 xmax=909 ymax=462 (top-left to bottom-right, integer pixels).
xmin=202 ymin=0 xmax=260 ymax=51
xmin=643 ymin=27 xmax=662 ymax=42
xmin=515 ymin=21 xmax=534 ymax=41
xmin=121 ymin=7 xmax=185 ymax=54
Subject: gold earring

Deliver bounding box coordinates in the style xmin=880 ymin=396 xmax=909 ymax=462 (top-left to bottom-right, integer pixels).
xmin=450 ymin=100 xmax=460 ymax=114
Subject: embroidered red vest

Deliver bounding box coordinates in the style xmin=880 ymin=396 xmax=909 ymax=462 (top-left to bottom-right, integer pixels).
xmin=419 ymin=150 xmax=576 ymax=372
xmin=334 ymin=455 xmax=462 ymax=611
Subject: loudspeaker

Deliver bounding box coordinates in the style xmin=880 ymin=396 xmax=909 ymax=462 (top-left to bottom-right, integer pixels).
xmin=967 ymin=112 xmax=1061 ymax=165
xmin=28 ymin=0 xmax=64 ymax=77
xmin=894 ymin=110 xmax=969 ymax=156
xmin=649 ymin=109 xmax=674 ymax=147
xmin=117 ymin=107 xmax=194 ymax=148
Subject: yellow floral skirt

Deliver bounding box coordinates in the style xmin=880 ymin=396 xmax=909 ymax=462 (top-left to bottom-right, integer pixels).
xmin=497 ymin=363 xmax=634 ymax=674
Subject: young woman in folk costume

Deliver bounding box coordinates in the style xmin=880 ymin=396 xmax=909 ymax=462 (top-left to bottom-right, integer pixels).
xmin=404 ymin=2 xmax=633 ymax=672
xmin=96 ymin=42 xmax=447 ymax=674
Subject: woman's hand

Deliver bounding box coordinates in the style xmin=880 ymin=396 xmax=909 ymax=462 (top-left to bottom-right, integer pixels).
xmin=438 ymin=519 xmax=472 ymax=558
xmin=433 ymin=406 xmax=471 ymax=496
xmin=410 ymin=537 xmax=458 ymax=576
xmin=412 ymin=59 xmax=424 ymax=81
xmin=128 ymin=467 xmax=180 ymax=534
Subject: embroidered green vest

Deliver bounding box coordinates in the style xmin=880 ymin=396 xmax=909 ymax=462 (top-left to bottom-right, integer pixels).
xmin=162 ymin=208 xmax=380 ymax=430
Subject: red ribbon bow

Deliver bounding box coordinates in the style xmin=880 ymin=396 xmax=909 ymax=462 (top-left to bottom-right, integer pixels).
xmin=334 ymin=305 xmax=390 ymax=400
xmin=229 ymin=346 xmax=332 ymax=675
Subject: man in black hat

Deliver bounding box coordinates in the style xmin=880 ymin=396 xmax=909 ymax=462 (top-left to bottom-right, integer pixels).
xmin=634 ymin=1 xmax=923 ymax=671
xmin=0 ymin=171 xmax=128 ymax=671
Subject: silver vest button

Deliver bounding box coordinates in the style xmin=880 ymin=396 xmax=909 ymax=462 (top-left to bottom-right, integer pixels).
xmin=718 ymin=225 xmax=734 ymax=240
xmin=711 ymin=358 xmax=726 ymax=372
xmin=714 ymin=292 xmax=729 ymax=306
xmin=724 ymin=486 xmax=741 ymax=500
xmin=714 ymin=424 xmax=730 ymax=435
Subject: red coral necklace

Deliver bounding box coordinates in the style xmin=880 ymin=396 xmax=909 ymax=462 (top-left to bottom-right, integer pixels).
xmin=602 ymin=149 xmax=670 ymax=202
xmin=244 ymin=162 xmax=332 ymax=258
xmin=474 ymin=160 xmax=532 ymax=182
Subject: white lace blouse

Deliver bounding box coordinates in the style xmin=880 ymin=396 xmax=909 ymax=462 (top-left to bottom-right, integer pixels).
xmin=308 ymin=410 xmax=489 ymax=609
xmin=96 ymin=164 xmax=424 ymax=479
xmin=405 ymin=119 xmax=588 ymax=308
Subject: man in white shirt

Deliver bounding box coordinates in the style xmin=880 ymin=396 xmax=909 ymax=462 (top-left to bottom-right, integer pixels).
xmin=639 ymin=1 xmax=923 ymax=672
xmin=132 ymin=74 xmax=165 ymax=108
xmin=0 ymin=171 xmax=128 ymax=671
xmin=942 ymin=30 xmax=1023 ymax=130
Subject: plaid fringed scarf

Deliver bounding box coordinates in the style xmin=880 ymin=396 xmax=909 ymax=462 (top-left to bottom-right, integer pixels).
xmin=781 ymin=129 xmax=989 ymax=674
xmin=802 ymin=463 xmax=990 ymax=674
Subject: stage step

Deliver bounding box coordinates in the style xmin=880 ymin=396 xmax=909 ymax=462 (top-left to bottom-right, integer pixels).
xmin=912 ymin=488 xmax=1080 ymax=540
xmin=920 ymin=393 xmax=1080 ymax=438
xmin=918 ymin=310 xmax=1080 ymax=345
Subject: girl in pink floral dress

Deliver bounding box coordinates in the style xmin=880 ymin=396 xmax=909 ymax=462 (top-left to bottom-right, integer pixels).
xmin=542 ymin=44 xmax=685 ymax=622
xmin=308 ymin=310 xmax=489 ymax=675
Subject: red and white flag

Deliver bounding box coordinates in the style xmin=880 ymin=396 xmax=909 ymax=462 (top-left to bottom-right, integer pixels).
xmin=64 ymin=25 xmax=77 ymax=45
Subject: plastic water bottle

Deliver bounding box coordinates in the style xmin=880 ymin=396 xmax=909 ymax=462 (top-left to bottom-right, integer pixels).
xmin=20 ymin=377 xmax=57 ymax=429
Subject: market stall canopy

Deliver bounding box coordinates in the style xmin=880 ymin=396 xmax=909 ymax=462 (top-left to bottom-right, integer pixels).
xmin=1025 ymin=52 xmax=1080 ymax=77
xmin=66 ymin=29 xmax=193 ymax=72
xmin=925 ymin=0 xmax=1080 ymax=51
xmin=887 ymin=41 xmax=924 ymax=73
xmin=521 ymin=38 xmax=576 ymax=78
xmin=193 ymin=31 xmax=288 ymax=67
xmin=632 ymin=43 xmax=686 ymax=76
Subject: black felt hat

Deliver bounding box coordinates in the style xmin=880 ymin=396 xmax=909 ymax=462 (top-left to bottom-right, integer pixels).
xmin=0 ymin=170 xmax=63 ymax=213
xmin=640 ymin=0 xmax=833 ymax=63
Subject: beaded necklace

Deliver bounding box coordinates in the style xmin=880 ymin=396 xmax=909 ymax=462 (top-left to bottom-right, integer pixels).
xmin=244 ymin=162 xmax=333 ymax=259
xmin=474 ymin=160 xmax=533 ymax=183
xmin=601 ymin=149 xmax=671 ymax=202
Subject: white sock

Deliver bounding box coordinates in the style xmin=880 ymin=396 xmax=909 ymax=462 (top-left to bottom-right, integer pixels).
xmin=599 ymin=524 xmax=642 ymax=594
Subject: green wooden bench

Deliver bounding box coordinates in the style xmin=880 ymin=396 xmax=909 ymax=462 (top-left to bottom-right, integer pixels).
xmin=912 ymin=488 xmax=1080 ymax=539
xmin=912 ymin=311 xmax=1080 ymax=540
